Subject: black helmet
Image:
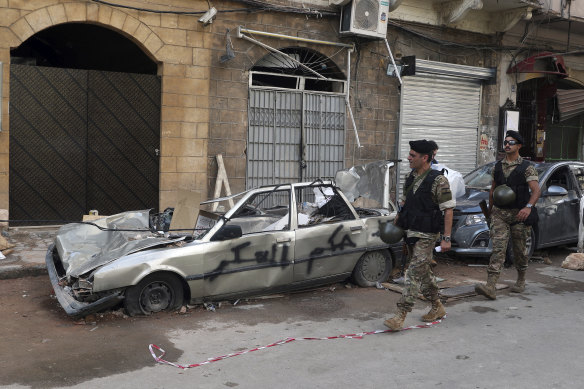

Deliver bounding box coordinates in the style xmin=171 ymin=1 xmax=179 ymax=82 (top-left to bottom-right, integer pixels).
xmin=379 ymin=221 xmax=404 ymax=244
xmin=493 ymin=184 xmax=516 ymax=206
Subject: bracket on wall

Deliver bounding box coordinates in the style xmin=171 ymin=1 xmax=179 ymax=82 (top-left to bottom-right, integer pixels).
xmin=388 ymin=55 xmax=415 ymax=78
xmin=493 ymin=7 xmax=533 ymax=33
xmin=439 ymin=0 xmax=483 ymax=25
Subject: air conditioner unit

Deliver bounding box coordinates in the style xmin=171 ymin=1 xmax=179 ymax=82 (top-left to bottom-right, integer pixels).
xmin=340 ymin=0 xmax=389 ymax=39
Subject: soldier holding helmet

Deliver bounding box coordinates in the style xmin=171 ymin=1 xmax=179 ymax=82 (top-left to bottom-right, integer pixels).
xmin=475 ymin=130 xmax=540 ymax=299
xmin=383 ymin=140 xmax=454 ymax=331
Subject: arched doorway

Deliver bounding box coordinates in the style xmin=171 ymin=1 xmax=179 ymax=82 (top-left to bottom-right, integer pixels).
xmin=247 ymin=47 xmax=347 ymax=188
xmin=9 ymin=23 xmax=160 ymax=225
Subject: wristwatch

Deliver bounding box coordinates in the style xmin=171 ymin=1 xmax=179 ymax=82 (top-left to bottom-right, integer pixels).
xmin=526 ymin=203 xmax=533 ymax=208
xmin=442 ymin=235 xmax=451 ymax=242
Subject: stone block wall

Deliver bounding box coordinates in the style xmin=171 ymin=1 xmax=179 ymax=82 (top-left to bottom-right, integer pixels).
xmin=0 ymin=0 xmax=501 ymax=221
xmin=0 ymin=0 xmax=213 ymax=214
xmin=203 ymin=6 xmax=405 ymax=197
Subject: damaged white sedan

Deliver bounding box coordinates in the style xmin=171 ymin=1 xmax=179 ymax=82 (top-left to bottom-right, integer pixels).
xmin=46 ymin=181 xmax=403 ymax=318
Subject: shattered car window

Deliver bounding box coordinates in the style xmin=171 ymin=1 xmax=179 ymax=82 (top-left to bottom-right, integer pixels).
xmin=464 ymin=163 xmax=546 ymax=190
xmin=229 ymin=189 xmax=291 ymax=235
xmin=464 ymin=163 xmax=494 ymax=190
xmin=295 ymin=186 xmax=355 ymax=227
xmin=570 ymin=164 xmax=584 ymax=191
xmin=546 ymin=167 xmax=574 ymax=192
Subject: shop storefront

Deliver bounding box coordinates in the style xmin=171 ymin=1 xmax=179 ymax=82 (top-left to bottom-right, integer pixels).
xmin=509 ymin=52 xmax=584 ymax=161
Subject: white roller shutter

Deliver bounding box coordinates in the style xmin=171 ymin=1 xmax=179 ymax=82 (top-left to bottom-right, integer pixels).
xmin=397 ymin=61 xmax=493 ymax=197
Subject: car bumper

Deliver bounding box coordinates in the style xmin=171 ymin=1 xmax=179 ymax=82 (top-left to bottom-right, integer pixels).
xmin=449 ymin=223 xmax=492 ymax=257
xmin=45 ymin=244 xmax=124 ymax=318
xmin=449 ymin=247 xmax=492 ymax=256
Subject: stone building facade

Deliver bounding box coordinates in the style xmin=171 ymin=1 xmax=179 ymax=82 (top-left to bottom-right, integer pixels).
xmin=0 ymin=0 xmax=504 ymax=223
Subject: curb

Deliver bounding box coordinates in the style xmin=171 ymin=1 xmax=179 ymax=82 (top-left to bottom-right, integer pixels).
xmin=0 ymin=263 xmax=48 ymax=280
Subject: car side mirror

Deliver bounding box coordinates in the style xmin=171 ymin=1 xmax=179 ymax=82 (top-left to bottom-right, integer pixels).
xmin=542 ymin=185 xmax=568 ymax=197
xmin=211 ymin=224 xmax=242 ymax=241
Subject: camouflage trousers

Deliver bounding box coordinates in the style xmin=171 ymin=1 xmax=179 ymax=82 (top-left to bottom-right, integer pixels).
xmin=397 ymin=236 xmax=439 ymax=312
xmin=488 ymin=207 xmax=531 ymax=275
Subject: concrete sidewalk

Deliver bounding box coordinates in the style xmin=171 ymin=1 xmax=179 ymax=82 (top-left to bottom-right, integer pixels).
xmin=0 ymin=227 xmax=58 ymax=279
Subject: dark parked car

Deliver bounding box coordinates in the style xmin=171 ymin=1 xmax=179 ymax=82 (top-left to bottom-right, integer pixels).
xmin=450 ymin=161 xmax=584 ymax=258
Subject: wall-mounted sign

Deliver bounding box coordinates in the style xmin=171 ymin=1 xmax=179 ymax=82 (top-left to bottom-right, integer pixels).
xmin=480 ymin=133 xmax=489 ymax=151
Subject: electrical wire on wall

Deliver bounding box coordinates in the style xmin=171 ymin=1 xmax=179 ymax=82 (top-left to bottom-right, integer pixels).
xmin=89 ymin=0 xmax=337 ymax=17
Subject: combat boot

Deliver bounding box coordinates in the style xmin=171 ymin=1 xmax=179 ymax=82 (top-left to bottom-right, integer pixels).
xmin=474 ymin=273 xmax=498 ymax=300
xmin=510 ymin=270 xmax=526 ymax=293
xmin=422 ymin=299 xmax=446 ymax=322
xmin=384 ymin=309 xmax=408 ymax=331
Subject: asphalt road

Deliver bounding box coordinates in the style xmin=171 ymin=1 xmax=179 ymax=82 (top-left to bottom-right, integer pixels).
xmin=0 ymin=247 xmax=582 ymax=389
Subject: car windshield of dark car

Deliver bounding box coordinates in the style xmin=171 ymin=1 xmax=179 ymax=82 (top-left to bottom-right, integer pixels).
xmin=464 ymin=164 xmax=494 ymax=190
xmin=464 ymin=163 xmax=546 ymax=191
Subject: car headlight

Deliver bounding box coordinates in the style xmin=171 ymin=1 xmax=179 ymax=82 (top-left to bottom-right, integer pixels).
xmin=464 ymin=214 xmax=486 ymax=226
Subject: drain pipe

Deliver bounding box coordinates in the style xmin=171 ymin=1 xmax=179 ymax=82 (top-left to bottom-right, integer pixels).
xmin=345 ymin=47 xmax=361 ymax=148
xmin=383 ymin=38 xmax=403 ymax=200
xmin=384 ymin=38 xmax=402 ymax=85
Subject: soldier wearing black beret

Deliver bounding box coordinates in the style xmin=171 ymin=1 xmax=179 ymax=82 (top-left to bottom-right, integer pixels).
xmin=384 ymin=139 xmax=455 ymax=330
xmin=505 ymin=130 xmax=524 ymax=145
xmin=409 ymin=139 xmax=434 ymax=154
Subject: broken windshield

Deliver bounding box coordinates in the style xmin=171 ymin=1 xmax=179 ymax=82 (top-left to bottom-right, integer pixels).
xmin=464 ymin=162 xmax=547 ymax=190
xmin=464 ymin=163 xmax=495 ymax=190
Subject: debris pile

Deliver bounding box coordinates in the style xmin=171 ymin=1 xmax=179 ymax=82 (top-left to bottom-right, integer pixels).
xmin=561 ymin=253 xmax=584 ymax=270
xmin=0 ymin=232 xmax=15 ymax=259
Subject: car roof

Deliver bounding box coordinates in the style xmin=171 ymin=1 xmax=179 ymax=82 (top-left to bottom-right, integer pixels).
xmin=476 ymin=160 xmax=583 ymax=170
xmin=200 ymin=180 xmax=337 ymax=204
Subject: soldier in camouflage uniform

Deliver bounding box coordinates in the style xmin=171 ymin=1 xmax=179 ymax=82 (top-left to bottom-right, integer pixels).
xmin=384 ymin=140 xmax=455 ymax=331
xmin=475 ymin=130 xmax=540 ymax=299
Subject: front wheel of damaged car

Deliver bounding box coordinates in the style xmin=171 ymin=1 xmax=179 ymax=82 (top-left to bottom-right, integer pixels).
xmin=124 ymin=273 xmax=185 ymax=316
xmin=352 ymin=250 xmax=392 ymax=287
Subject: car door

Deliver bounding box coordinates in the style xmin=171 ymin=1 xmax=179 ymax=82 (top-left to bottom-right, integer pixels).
xmin=202 ymin=188 xmax=295 ymax=297
xmin=293 ymin=186 xmax=367 ymax=283
xmin=538 ymin=166 xmax=580 ymax=246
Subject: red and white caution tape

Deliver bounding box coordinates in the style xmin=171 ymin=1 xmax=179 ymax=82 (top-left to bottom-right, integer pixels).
xmin=149 ymin=316 xmax=445 ymax=369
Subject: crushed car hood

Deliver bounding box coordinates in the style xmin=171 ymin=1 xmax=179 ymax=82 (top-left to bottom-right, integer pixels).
xmin=55 ymin=210 xmax=184 ymax=278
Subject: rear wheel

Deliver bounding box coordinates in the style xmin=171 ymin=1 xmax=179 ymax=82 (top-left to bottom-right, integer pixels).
xmin=526 ymin=227 xmax=536 ymax=258
xmin=352 ymin=250 xmax=392 ymax=287
xmin=124 ymin=273 xmax=184 ymax=316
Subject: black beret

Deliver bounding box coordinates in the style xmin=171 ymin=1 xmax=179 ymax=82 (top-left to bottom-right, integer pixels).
xmin=505 ymin=130 xmax=524 ymax=144
xmin=428 ymin=140 xmax=439 ymax=151
xmin=409 ymin=139 xmax=434 ymax=154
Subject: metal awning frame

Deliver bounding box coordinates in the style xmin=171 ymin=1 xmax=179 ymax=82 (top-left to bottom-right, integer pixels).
xmin=507 ymin=52 xmax=568 ymax=78
xmin=237 ymin=27 xmax=363 ymax=147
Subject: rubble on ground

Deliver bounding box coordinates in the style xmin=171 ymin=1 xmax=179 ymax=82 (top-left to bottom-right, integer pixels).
xmin=561 ymin=253 xmax=584 ymax=270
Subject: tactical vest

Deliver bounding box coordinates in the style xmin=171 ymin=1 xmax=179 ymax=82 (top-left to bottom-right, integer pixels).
xmin=402 ymin=169 xmax=443 ymax=233
xmin=493 ymin=160 xmax=531 ymax=209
